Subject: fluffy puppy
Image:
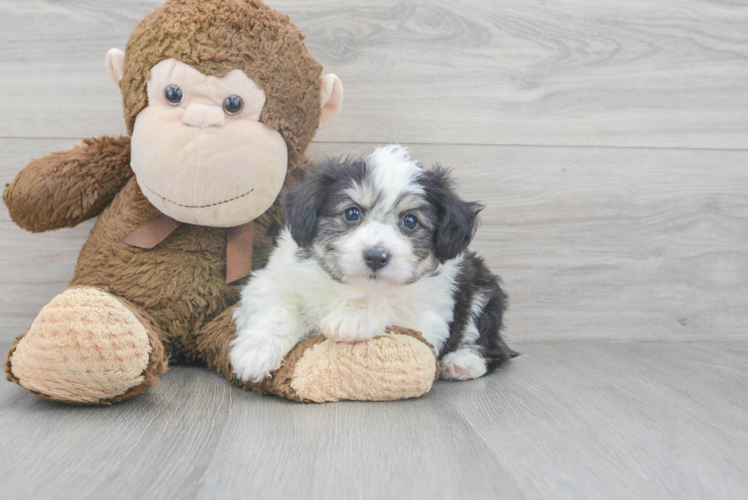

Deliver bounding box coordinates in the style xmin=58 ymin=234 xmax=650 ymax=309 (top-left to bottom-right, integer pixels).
xmin=231 ymin=145 xmax=517 ymax=383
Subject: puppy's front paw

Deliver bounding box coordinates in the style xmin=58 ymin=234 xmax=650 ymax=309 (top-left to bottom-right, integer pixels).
xmin=440 ymin=349 xmax=488 ymax=381
xmin=319 ymin=311 xmax=385 ymax=343
xmin=230 ymin=330 xmax=286 ymax=383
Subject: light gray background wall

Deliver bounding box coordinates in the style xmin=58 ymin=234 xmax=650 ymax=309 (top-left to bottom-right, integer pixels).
xmin=1 ymin=0 xmax=747 ymax=343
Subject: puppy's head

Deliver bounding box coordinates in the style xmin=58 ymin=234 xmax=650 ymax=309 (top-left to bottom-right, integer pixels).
xmin=282 ymin=145 xmax=482 ymax=286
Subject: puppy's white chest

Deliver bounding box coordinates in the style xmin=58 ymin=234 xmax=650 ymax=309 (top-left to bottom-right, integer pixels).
xmin=301 ymin=267 xmax=457 ymax=353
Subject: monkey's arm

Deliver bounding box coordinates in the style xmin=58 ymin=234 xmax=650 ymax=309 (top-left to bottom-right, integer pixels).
xmin=3 ymin=136 xmax=133 ymax=232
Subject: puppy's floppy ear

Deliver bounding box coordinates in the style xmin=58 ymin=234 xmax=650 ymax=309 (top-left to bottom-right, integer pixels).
xmin=422 ymin=166 xmax=483 ymax=262
xmin=282 ymin=168 xmax=327 ymax=247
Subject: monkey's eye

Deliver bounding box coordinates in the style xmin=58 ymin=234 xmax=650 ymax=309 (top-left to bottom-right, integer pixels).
xmin=223 ymin=95 xmax=244 ymax=115
xmin=164 ymin=85 xmax=184 ymax=106
xmin=344 ymin=207 xmax=361 ymax=221
xmin=402 ymin=214 xmax=418 ymax=229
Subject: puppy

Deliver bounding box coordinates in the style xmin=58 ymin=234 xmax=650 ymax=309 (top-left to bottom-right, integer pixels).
xmin=231 ymin=145 xmax=517 ymax=383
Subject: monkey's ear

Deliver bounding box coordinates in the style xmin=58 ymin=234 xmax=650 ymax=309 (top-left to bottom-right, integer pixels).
xmin=319 ymin=74 xmax=343 ymax=128
xmin=106 ymin=48 xmax=125 ymax=87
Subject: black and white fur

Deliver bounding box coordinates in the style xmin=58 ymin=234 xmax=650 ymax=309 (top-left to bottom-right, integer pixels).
xmin=231 ymin=145 xmax=517 ymax=383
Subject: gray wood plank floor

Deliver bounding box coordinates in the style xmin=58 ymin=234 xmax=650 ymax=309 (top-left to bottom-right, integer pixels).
xmin=1 ymin=341 xmax=746 ymax=500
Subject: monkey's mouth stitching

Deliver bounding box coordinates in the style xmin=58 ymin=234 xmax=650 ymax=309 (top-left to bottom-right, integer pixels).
xmin=141 ymin=182 xmax=255 ymax=209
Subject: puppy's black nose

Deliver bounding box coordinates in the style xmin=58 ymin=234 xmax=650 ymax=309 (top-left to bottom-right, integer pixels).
xmin=364 ymin=247 xmax=390 ymax=271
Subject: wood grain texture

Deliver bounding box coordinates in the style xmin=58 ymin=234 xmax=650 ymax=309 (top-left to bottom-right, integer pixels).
xmin=3 ymin=139 xmax=746 ymax=342
xmin=1 ymin=341 xmax=746 ymax=500
xmin=1 ymin=0 xmax=747 ymax=148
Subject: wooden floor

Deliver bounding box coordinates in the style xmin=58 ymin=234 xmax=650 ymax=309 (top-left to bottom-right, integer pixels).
xmin=2 ymin=341 xmax=747 ymax=500
xmin=1 ymin=1 xmax=747 ymax=499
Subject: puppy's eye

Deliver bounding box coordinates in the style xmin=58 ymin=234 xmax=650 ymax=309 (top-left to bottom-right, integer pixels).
xmin=164 ymin=84 xmax=184 ymax=106
xmin=344 ymin=207 xmax=361 ymax=221
xmin=402 ymin=214 xmax=418 ymax=229
xmin=223 ymin=95 xmax=244 ymax=115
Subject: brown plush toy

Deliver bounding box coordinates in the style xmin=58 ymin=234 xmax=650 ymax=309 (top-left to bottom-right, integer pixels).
xmin=3 ymin=0 xmax=439 ymax=404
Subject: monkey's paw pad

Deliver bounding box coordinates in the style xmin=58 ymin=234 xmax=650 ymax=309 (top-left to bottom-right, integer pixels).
xmin=440 ymin=349 xmax=487 ymax=381
xmin=8 ymin=287 xmax=152 ymax=404
xmin=289 ymin=327 xmax=439 ymax=402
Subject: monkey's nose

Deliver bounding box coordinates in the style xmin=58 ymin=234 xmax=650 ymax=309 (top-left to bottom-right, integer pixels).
xmin=364 ymin=247 xmax=390 ymax=271
xmin=182 ymin=104 xmax=225 ymax=128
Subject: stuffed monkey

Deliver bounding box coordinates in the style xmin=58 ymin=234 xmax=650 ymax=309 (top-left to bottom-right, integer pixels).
xmin=3 ymin=0 xmax=438 ymax=404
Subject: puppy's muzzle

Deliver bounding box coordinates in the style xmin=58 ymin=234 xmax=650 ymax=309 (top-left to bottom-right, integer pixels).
xmin=364 ymin=247 xmax=390 ymax=271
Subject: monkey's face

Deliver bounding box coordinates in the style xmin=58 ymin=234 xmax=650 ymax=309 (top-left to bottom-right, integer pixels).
xmin=130 ymin=59 xmax=288 ymax=227
xmin=107 ymin=0 xmax=344 ymax=228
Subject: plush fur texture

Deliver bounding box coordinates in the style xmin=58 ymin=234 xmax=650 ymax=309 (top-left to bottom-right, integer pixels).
xmin=4 ymin=0 xmax=439 ymax=404
xmin=66 ymin=177 xmax=267 ymax=365
xmin=231 ymin=146 xmax=516 ymax=384
xmin=121 ymin=0 xmax=323 ymax=167
xmin=197 ymin=313 xmax=438 ymax=402
xmin=290 ymin=327 xmax=439 ymax=402
xmin=129 ymin=58 xmax=290 ymax=227
xmin=3 ymin=136 xmax=132 ymax=233
xmin=7 ymin=287 xmax=167 ymax=405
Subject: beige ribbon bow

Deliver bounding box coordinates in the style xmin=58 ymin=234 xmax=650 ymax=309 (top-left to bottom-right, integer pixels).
xmin=121 ymin=214 xmax=254 ymax=284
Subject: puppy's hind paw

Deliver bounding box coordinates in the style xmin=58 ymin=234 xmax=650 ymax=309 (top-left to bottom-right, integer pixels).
xmin=440 ymin=349 xmax=488 ymax=381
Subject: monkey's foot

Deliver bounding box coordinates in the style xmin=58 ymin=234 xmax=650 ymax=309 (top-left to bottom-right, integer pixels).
xmin=251 ymin=327 xmax=440 ymax=402
xmin=6 ymin=287 xmax=167 ymax=404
